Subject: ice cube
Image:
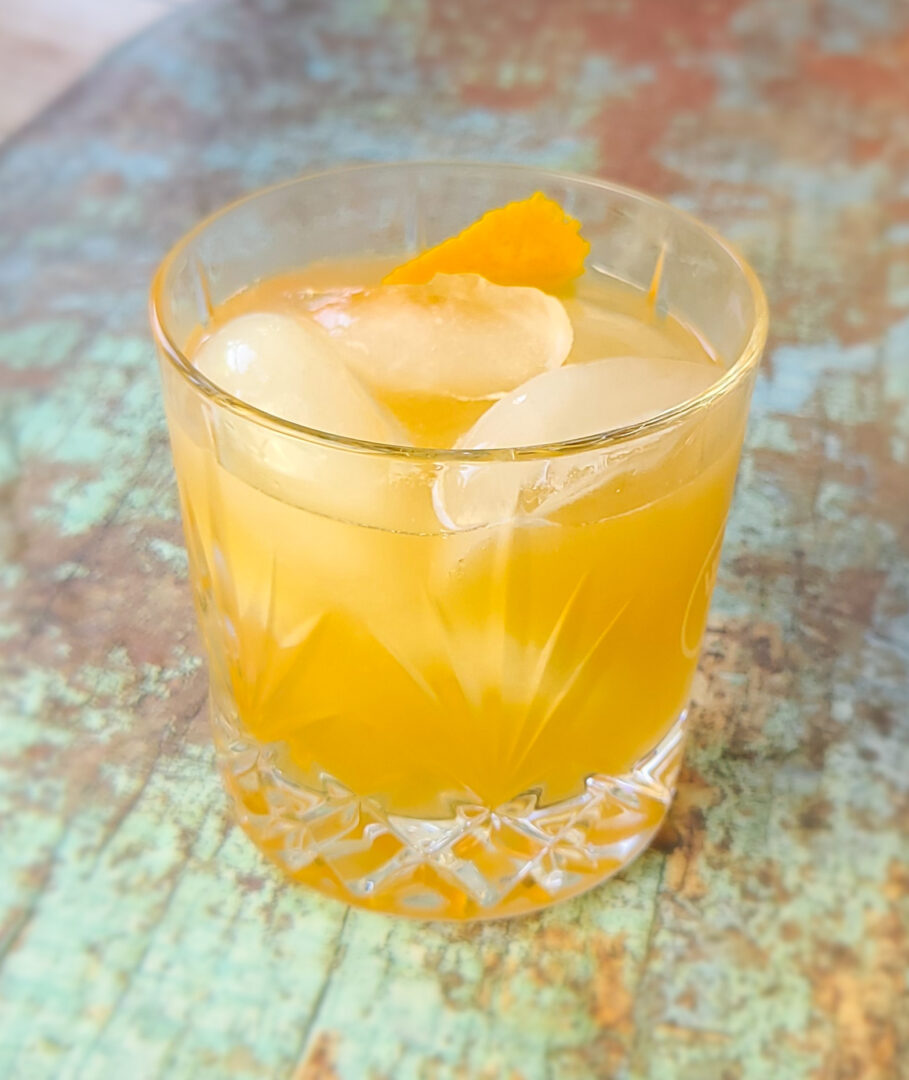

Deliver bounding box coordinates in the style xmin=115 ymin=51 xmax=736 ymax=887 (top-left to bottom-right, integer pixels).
xmin=191 ymin=312 xmax=414 ymax=527
xmin=193 ymin=311 xmax=404 ymax=443
xmin=312 ymin=273 xmax=573 ymax=400
xmin=434 ymin=355 xmax=719 ymax=528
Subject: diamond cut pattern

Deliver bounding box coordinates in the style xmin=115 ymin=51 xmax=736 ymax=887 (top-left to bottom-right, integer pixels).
xmin=214 ymin=706 xmax=685 ymax=916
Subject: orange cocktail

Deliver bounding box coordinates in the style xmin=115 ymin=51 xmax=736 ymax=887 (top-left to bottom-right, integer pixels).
xmin=151 ymin=164 xmax=766 ymax=918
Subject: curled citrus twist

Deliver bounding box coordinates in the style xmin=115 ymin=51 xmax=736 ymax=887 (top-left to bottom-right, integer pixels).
xmin=384 ymin=192 xmax=590 ymax=294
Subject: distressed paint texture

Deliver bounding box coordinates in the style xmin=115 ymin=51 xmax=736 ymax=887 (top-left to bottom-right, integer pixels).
xmin=1 ymin=0 xmax=908 ymax=1077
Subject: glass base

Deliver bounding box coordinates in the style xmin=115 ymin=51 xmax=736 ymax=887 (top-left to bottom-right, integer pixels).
xmin=213 ymin=705 xmax=685 ymax=920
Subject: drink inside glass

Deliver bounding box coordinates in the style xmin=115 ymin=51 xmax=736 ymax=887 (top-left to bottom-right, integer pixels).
xmin=150 ymin=164 xmax=766 ymax=919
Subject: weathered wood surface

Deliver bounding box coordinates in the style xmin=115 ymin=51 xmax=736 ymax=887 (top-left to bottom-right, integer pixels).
xmin=1 ymin=1 xmax=907 ymax=1077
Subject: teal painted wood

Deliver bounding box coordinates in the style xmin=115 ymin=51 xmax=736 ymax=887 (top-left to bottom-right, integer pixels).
xmin=1 ymin=1 xmax=907 ymax=1077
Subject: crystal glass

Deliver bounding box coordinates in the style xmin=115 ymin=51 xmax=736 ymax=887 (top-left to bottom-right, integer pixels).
xmin=149 ymin=163 xmax=767 ymax=919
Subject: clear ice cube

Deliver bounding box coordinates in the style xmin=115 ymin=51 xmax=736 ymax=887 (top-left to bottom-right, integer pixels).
xmin=312 ymin=273 xmax=573 ymax=400
xmin=193 ymin=311 xmax=405 ymax=443
xmin=434 ymin=355 xmax=720 ymax=528
xmin=192 ymin=312 xmax=411 ymax=526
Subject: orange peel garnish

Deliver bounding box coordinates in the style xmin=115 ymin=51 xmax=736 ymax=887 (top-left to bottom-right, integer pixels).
xmin=383 ymin=192 xmax=590 ymax=294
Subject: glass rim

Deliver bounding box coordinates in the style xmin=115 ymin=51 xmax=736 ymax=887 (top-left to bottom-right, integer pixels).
xmin=149 ymin=160 xmax=769 ymax=463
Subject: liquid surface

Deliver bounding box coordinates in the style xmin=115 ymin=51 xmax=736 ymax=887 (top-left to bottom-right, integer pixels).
xmin=191 ymin=259 xmax=718 ymax=448
xmin=163 ymin=260 xmax=745 ymax=916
